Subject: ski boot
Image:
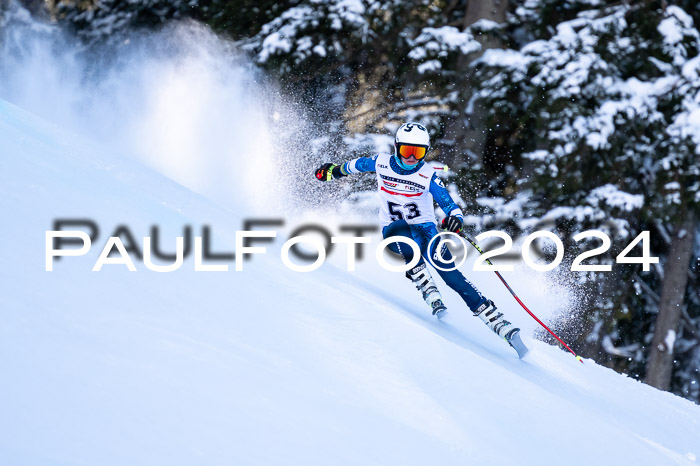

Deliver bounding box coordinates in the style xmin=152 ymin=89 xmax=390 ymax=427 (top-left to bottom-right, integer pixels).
xmin=406 ymin=263 xmax=448 ymax=318
xmin=474 ymin=300 xmax=528 ymax=358
xmin=474 ymin=300 xmax=518 ymax=339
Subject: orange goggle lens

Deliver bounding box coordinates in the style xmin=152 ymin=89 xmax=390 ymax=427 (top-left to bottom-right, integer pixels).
xmin=398 ymin=144 xmax=427 ymax=160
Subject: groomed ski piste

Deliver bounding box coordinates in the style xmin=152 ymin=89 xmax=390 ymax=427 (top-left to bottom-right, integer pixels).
xmin=2 ymin=89 xmax=700 ymax=465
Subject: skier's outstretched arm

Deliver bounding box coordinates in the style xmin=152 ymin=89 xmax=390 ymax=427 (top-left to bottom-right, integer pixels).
xmin=314 ymin=155 xmax=378 ymax=181
xmin=429 ymin=173 xmax=464 ymax=233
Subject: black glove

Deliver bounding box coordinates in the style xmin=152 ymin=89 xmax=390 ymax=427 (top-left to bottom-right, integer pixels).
xmin=442 ymin=216 xmax=463 ymax=233
xmin=315 ymin=163 xmax=347 ymax=181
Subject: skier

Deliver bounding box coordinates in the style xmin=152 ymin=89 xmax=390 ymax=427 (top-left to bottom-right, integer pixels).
xmin=314 ymin=122 xmax=524 ymax=349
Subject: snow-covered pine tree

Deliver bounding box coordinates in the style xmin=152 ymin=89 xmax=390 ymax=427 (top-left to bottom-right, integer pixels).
xmin=245 ymin=0 xmax=485 ymax=179
xmin=53 ymin=0 xmax=200 ymax=43
xmin=471 ymin=0 xmax=700 ymax=400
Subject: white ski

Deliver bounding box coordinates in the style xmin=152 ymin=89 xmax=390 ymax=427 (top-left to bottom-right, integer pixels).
xmin=507 ymin=330 xmax=529 ymax=359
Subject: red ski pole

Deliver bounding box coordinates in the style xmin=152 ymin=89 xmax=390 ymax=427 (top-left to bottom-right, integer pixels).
xmin=457 ymin=230 xmax=583 ymax=363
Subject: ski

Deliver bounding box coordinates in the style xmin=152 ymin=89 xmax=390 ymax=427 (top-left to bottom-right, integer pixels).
xmin=507 ymin=330 xmax=529 ymax=359
xmin=435 ymin=308 xmax=527 ymax=359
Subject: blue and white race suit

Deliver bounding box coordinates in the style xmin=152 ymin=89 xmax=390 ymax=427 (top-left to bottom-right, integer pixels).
xmin=342 ymin=153 xmax=486 ymax=311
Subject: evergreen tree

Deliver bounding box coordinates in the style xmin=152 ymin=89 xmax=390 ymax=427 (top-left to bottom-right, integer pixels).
xmin=472 ymin=0 xmax=700 ymax=400
xmin=53 ymin=0 xmax=200 ymax=42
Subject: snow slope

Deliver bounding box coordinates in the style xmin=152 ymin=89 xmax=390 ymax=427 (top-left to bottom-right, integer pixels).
xmin=1 ymin=98 xmax=700 ymax=466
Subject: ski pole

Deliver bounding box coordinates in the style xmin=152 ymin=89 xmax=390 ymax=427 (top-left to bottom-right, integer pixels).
xmin=456 ymin=230 xmax=583 ymax=363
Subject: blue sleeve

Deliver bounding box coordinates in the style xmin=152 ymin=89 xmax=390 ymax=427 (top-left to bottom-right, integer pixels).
xmin=429 ymin=173 xmax=463 ymax=218
xmin=342 ymin=155 xmax=377 ymax=174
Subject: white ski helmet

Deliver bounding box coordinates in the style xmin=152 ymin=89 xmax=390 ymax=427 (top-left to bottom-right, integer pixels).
xmin=394 ymin=122 xmax=431 ymax=169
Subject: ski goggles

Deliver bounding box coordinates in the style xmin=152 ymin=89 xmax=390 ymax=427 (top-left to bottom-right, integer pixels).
xmin=397 ymin=144 xmax=428 ymax=160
